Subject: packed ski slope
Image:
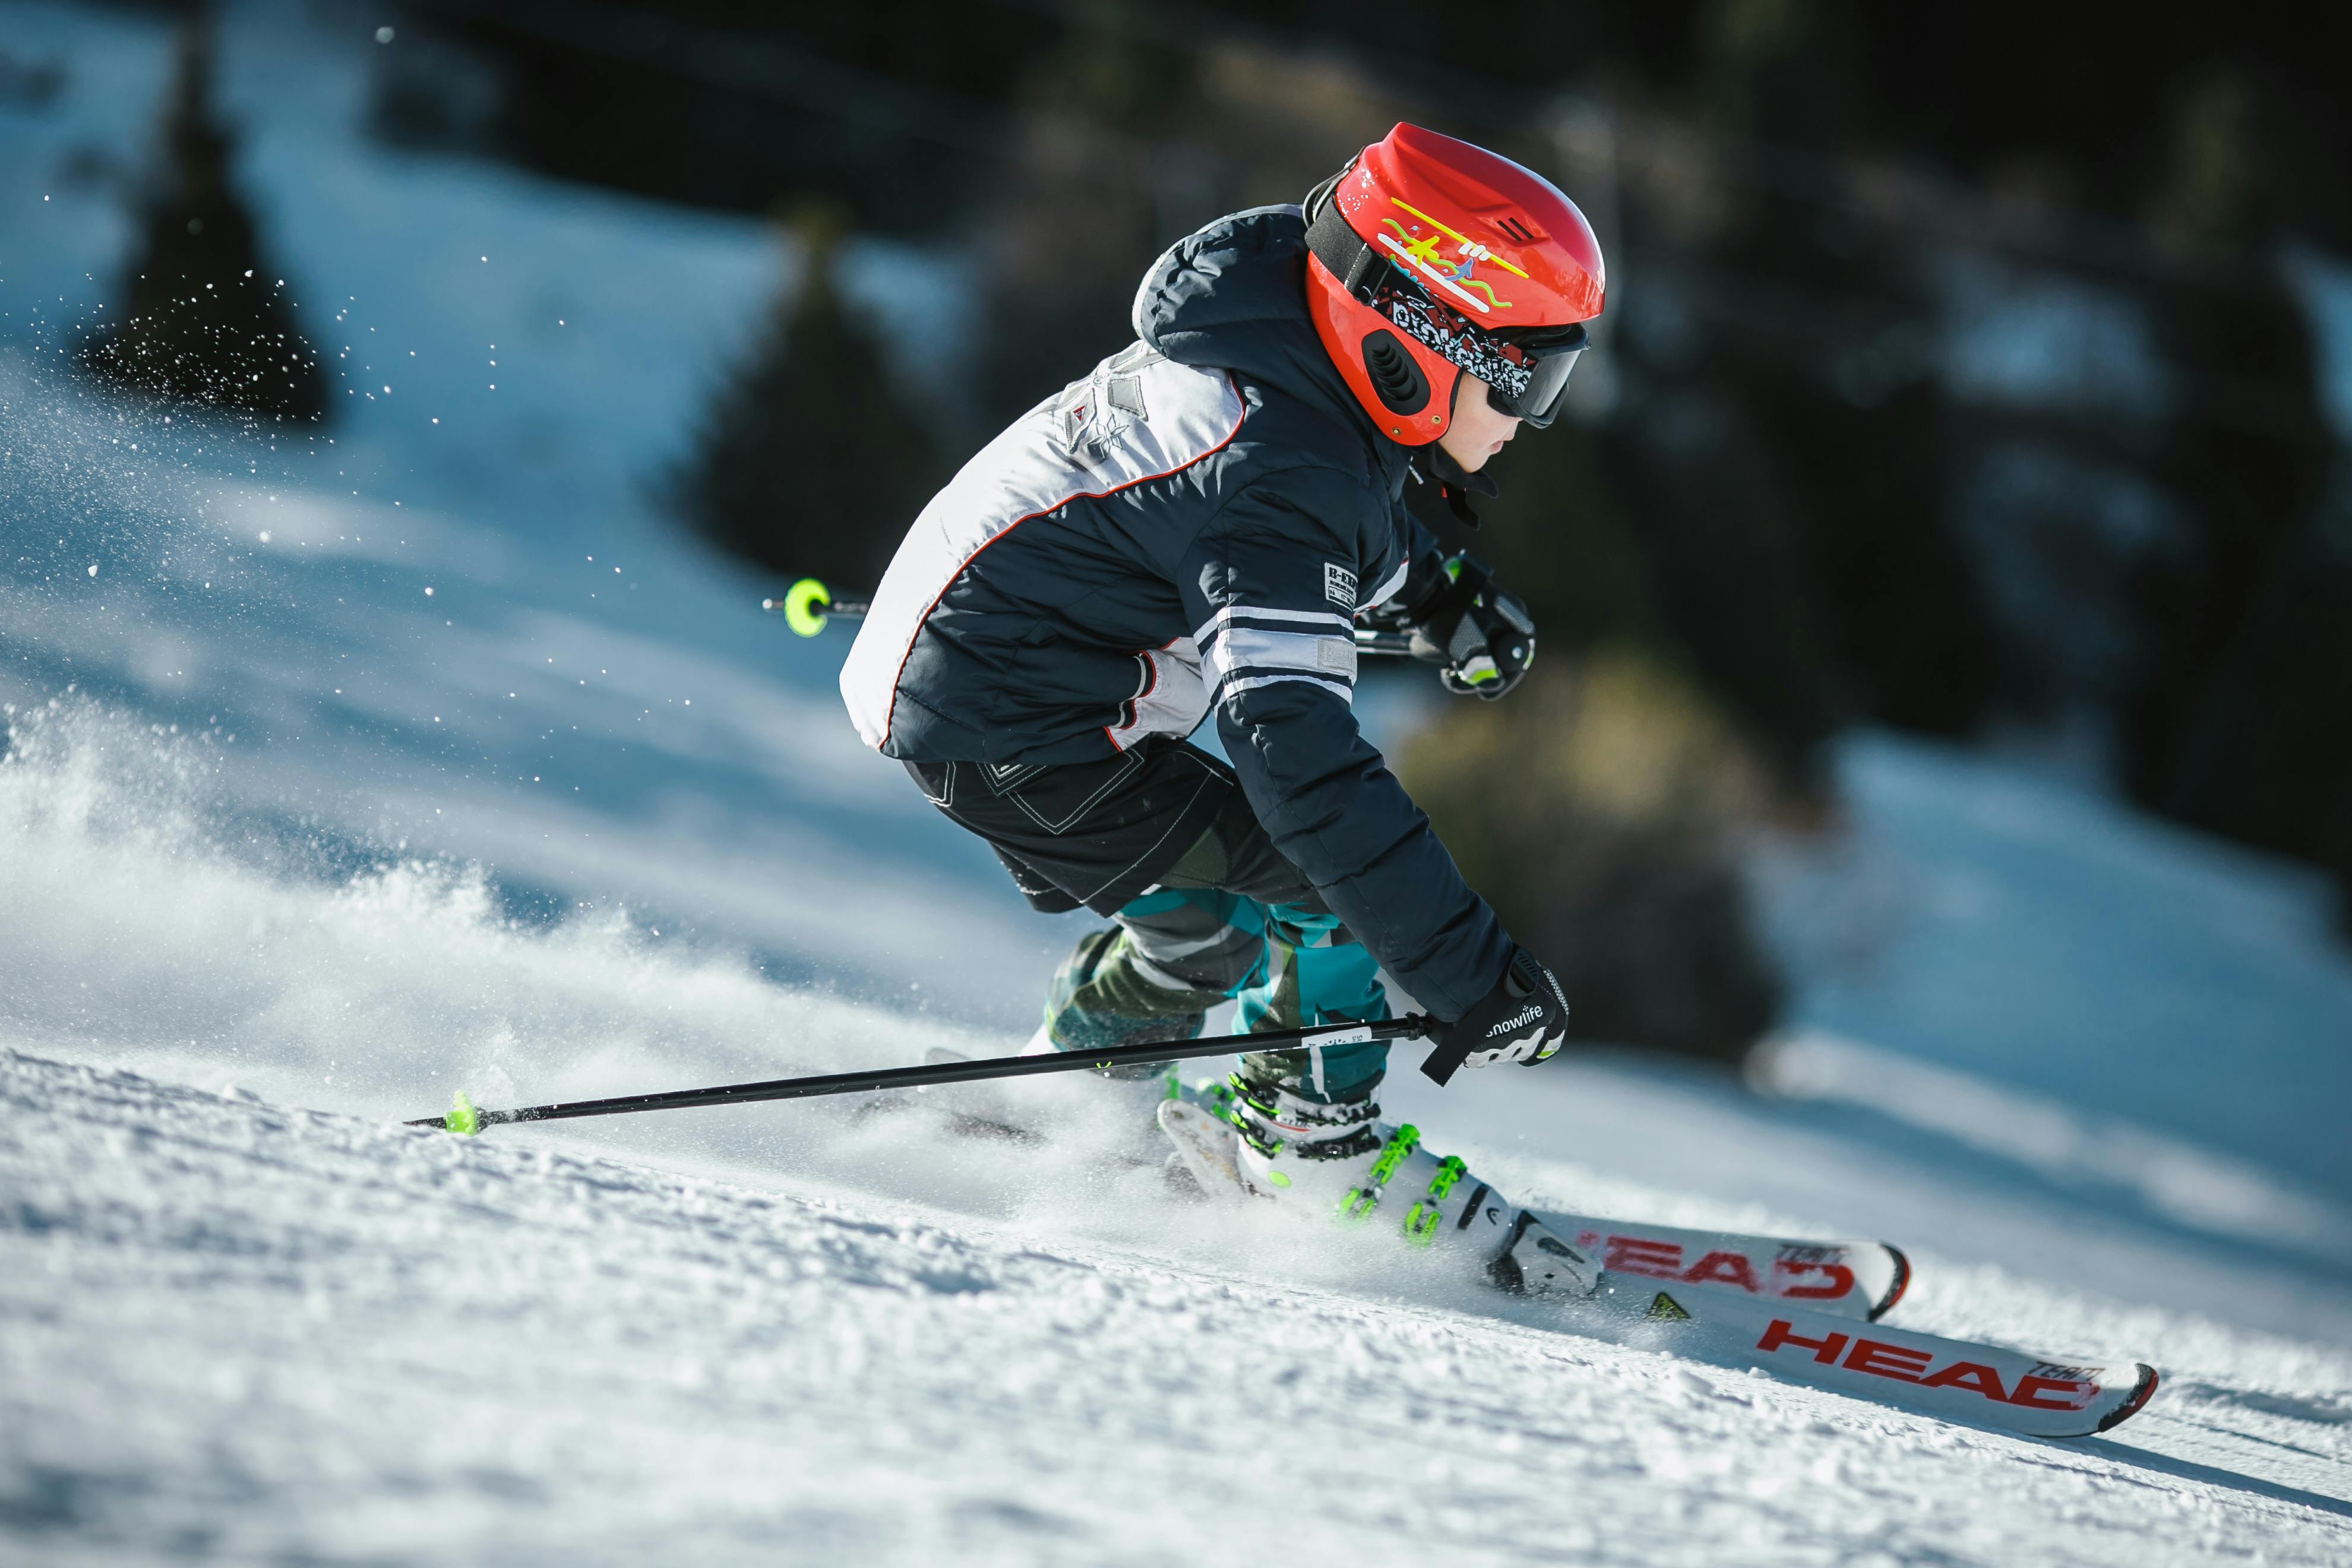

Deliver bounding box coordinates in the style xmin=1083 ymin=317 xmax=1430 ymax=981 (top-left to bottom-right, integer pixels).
xmin=5 ymin=1 xmax=2351 ymax=1561
xmin=7 ymin=1042 xmax=2347 ymax=1566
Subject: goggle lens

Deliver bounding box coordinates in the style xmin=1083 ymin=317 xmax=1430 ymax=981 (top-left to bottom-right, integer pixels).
xmin=1485 ymin=344 xmax=1580 ymax=427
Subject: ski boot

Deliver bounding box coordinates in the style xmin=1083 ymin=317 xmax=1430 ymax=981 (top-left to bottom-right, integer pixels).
xmin=1011 ymin=926 xmax=1215 ymax=1140
xmin=1159 ymin=1074 xmax=1601 ymax=1298
xmin=1028 ymin=928 xmax=1213 ymax=1066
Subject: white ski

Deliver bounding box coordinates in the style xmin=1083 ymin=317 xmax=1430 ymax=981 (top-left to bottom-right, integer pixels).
xmin=1499 ymin=1215 xmax=2158 ymax=1439
xmin=927 ymin=1053 xmax=2157 ymax=1435
xmin=1509 ymin=1205 xmax=1904 ymax=1322
xmin=1161 ymin=1105 xmax=2152 ymax=1436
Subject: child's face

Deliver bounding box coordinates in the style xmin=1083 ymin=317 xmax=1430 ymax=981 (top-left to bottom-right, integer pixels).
xmin=1435 ymin=373 xmax=1523 ymax=473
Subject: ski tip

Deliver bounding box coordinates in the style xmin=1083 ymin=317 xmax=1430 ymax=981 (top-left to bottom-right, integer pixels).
xmin=2096 ymin=1364 xmax=2161 ymax=1433
xmin=444 ymin=1090 xmax=481 ymax=1137
xmin=1871 ymin=1244 xmax=1912 ymax=1320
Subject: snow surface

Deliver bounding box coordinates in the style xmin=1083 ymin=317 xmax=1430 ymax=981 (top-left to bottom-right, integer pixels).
xmin=3 ymin=2 xmax=2350 ymax=1561
xmin=9 ymin=1045 xmax=2351 ymax=1566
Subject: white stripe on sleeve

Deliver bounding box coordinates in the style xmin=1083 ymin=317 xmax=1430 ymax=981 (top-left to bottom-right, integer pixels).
xmin=1191 ymin=603 xmax=1353 ymax=648
xmin=1203 ymin=625 xmax=1358 ymax=688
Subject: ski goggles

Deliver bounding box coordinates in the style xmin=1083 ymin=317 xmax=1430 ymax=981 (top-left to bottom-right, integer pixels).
xmin=1370 ymin=269 xmax=1587 ymax=428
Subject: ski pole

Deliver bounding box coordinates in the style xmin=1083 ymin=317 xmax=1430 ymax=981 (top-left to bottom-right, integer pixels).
xmin=763 ymin=578 xmax=1421 ymax=657
xmin=409 ymin=1014 xmax=1441 ymax=1135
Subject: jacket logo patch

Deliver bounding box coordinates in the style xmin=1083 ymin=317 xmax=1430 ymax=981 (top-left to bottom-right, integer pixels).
xmin=1323 ymin=562 xmax=1358 ymax=610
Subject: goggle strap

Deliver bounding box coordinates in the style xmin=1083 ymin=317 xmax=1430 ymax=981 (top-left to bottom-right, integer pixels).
xmin=1507 ymin=321 xmax=1591 ymax=356
xmin=1305 ymin=185 xmax=1382 ymax=299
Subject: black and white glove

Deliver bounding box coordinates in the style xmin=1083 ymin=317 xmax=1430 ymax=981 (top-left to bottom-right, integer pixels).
xmin=1404 ymin=554 xmax=1536 ymax=701
xmin=1420 ymin=946 xmax=1572 ymax=1086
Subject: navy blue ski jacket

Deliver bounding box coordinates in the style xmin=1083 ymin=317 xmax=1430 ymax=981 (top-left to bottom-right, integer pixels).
xmin=841 ymin=205 xmax=1511 ymax=1018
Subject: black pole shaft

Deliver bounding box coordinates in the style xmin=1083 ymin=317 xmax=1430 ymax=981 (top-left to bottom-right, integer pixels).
xmin=764 ymin=595 xmax=1417 ymax=657
xmin=407 ymin=1016 xmax=1437 ymax=1131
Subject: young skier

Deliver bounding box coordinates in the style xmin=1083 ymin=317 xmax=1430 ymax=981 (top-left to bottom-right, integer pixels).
xmin=841 ymin=122 xmax=1604 ymax=1244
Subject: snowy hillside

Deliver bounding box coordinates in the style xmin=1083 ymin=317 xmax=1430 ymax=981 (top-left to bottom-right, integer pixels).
xmin=4 ymin=2 xmax=2350 ymax=1561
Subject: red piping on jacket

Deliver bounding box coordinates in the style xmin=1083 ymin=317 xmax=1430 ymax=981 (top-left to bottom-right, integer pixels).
xmin=879 ymin=377 xmax=1247 ymax=750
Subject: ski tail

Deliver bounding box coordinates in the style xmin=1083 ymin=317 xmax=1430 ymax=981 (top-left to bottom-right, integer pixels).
xmin=1158 ymin=1099 xmax=1247 ymax=1199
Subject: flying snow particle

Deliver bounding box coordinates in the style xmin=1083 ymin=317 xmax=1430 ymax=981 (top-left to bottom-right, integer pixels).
xmin=423 ymin=586 xmax=435 ymax=596
xmin=86 ymin=564 xmax=97 ymax=577
xmin=258 ymin=531 xmax=271 ymax=543
xmin=376 ymin=26 xmax=395 ymax=43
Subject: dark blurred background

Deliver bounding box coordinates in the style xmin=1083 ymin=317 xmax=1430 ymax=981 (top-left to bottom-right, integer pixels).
xmin=68 ymin=0 xmax=2352 ymax=1063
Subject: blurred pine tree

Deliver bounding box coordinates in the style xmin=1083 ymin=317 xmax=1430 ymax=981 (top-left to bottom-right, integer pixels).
xmin=78 ymin=18 xmax=327 ymax=423
xmin=1690 ymin=0 xmax=1998 ymax=746
xmin=1396 ymin=653 xmax=1786 ymax=1063
xmin=672 ymin=204 xmax=947 ymax=589
xmin=972 ymin=12 xmax=1200 ymax=422
xmin=2125 ymin=69 xmax=2347 ymax=913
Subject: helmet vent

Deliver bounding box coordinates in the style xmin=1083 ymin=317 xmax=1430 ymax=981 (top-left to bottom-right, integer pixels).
xmin=1496 ymin=216 xmax=1537 ymax=244
xmin=1361 ymin=330 xmax=1428 ymax=414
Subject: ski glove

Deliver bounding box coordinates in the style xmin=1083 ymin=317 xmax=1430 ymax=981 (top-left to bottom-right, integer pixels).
xmin=1420 ymin=946 xmax=1571 ymax=1086
xmin=1405 ymin=554 xmax=1536 ymax=701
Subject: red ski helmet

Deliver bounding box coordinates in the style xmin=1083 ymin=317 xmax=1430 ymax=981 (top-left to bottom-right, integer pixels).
xmin=1304 ymin=123 xmax=1605 ymax=446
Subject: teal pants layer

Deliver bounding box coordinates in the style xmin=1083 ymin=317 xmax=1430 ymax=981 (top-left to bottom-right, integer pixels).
xmin=1102 ymin=888 xmax=1391 ymax=1105
xmin=1036 ymin=786 xmax=1395 ymax=1104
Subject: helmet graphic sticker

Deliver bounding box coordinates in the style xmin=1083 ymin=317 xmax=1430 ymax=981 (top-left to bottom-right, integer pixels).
xmin=1376 ymin=198 xmax=1529 ymax=317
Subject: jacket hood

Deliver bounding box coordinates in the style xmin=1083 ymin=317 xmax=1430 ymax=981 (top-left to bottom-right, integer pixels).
xmin=1132 ymin=206 xmax=1402 ymax=485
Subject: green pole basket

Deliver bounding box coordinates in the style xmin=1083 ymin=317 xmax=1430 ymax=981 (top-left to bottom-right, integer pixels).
xmin=778 ymin=578 xmax=831 ymax=638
